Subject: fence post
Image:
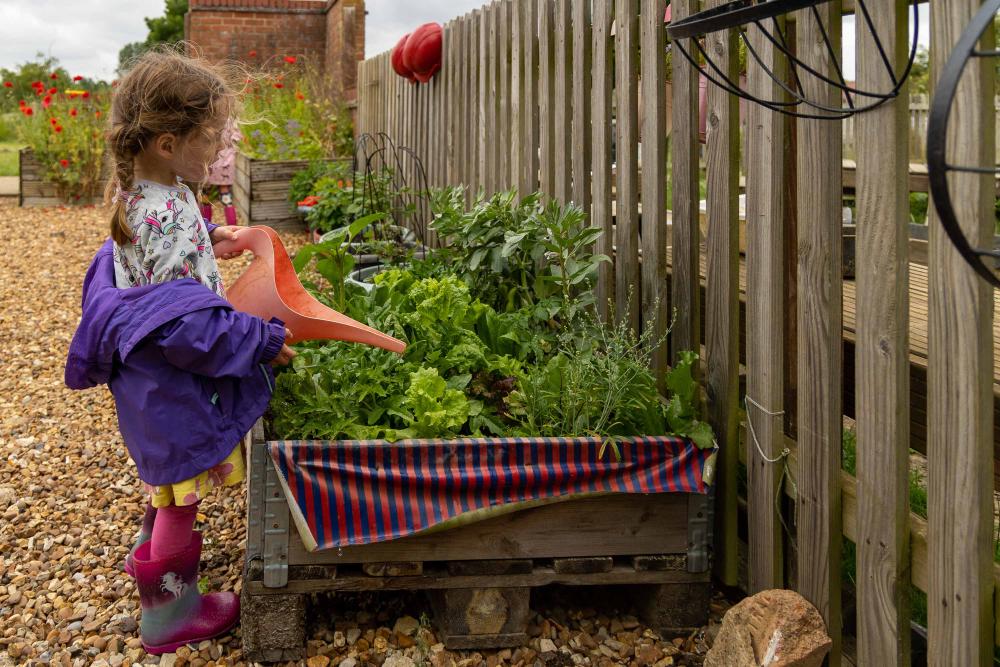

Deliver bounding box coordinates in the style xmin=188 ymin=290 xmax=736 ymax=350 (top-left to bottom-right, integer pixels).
xmin=745 ymin=19 xmax=786 ymax=594
xmin=591 ymin=0 xmax=615 ymax=322
xmin=518 ymin=0 xmax=540 ymax=196
xmin=669 ymin=0 xmax=701 ymax=362
xmin=614 ymin=0 xmax=640 ymax=331
xmin=795 ymin=3 xmax=844 ymax=664
xmin=571 ymin=0 xmax=592 ymax=214
xmin=855 ymin=2 xmax=912 ymax=660
xmin=927 ymin=1 xmax=995 ymax=663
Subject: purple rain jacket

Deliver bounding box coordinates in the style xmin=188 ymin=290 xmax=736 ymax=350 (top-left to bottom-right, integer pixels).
xmin=64 ymin=237 xmax=287 ymax=486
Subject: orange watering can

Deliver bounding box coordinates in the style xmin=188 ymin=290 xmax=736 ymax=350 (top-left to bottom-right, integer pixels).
xmin=213 ymin=226 xmax=406 ymax=354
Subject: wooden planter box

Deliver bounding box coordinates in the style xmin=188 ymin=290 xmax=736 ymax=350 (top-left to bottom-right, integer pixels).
xmin=19 ymin=149 xmax=103 ymax=207
xmin=234 ymin=153 xmax=348 ymax=232
xmin=241 ymin=421 xmax=712 ymax=662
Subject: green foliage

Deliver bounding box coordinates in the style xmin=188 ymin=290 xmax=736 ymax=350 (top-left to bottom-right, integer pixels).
xmin=13 ymin=89 xmax=109 ymax=200
xmin=908 ymin=46 xmax=930 ymax=97
xmin=240 ymin=66 xmax=354 ymax=161
xmin=304 ymin=170 xmax=393 ymax=234
xmin=288 ymin=160 xmax=351 ymax=207
xmin=430 ymin=187 xmax=609 ymax=327
xmin=293 ymin=214 xmax=383 ymax=310
xmin=0 ymin=55 xmax=103 ymax=114
xmin=117 ymin=0 xmax=189 ymax=73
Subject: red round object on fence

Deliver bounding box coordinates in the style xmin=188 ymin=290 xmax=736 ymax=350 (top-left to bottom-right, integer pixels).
xmin=403 ymin=22 xmax=443 ymax=83
xmin=391 ymin=33 xmax=416 ymax=81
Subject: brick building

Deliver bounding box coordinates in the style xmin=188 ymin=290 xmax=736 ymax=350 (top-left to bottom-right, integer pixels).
xmin=185 ymin=0 xmax=365 ymax=102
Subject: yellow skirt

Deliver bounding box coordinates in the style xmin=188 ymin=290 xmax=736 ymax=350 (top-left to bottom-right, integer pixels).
xmin=144 ymin=442 xmax=246 ymax=508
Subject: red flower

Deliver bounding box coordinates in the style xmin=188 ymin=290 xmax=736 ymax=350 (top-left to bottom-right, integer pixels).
xmin=23 ymin=107 xmax=33 ymax=116
xmin=31 ymin=81 xmax=42 ymax=88
xmin=82 ymin=91 xmax=90 ymax=99
xmin=60 ymin=159 xmax=69 ymax=167
xmin=73 ymin=75 xmax=83 ymax=82
xmin=295 ymin=91 xmax=304 ymax=100
xmin=70 ymin=108 xmax=77 ymax=117
xmin=249 ymin=50 xmax=257 ymax=57
xmin=49 ymin=118 xmax=57 ymax=126
xmin=284 ymin=56 xmax=296 ymax=64
xmin=18 ymin=99 xmax=25 ymax=107
xmin=94 ymin=110 xmax=101 ymax=118
xmin=273 ymin=82 xmax=284 ymax=89
xmin=42 ymin=95 xmax=52 ymax=109
xmin=49 ymin=73 xmax=58 ymax=80
xmin=54 ymin=125 xmax=63 ymax=133
xmin=3 ymin=82 xmax=11 ymax=88
xmin=47 ymin=87 xmax=56 ymax=95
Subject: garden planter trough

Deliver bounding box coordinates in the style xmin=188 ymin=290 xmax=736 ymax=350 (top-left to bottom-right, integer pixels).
xmin=234 ymin=153 xmax=349 ymax=231
xmin=19 ymin=148 xmax=104 ymax=207
xmin=241 ymin=419 xmax=713 ymax=662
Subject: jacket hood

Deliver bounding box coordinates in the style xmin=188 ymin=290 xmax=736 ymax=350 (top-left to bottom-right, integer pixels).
xmin=65 ymin=240 xmax=231 ymax=389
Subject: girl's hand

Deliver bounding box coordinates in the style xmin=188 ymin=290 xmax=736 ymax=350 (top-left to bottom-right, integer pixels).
xmin=210 ymin=226 xmax=244 ymax=260
xmin=270 ymin=329 xmax=297 ymax=367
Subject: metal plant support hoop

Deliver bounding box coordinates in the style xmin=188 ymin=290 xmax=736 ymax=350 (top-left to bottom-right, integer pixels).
xmin=927 ymin=0 xmax=1000 ymax=288
xmin=666 ymin=0 xmax=920 ymax=119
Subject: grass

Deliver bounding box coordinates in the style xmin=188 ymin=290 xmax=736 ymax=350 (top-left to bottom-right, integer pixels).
xmin=0 ymin=142 xmax=22 ymax=177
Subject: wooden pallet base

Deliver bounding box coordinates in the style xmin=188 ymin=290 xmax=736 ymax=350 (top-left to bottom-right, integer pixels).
xmin=241 ymin=557 xmax=710 ymax=658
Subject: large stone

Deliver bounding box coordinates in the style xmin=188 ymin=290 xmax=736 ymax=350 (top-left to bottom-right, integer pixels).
xmin=704 ymin=589 xmax=832 ymax=667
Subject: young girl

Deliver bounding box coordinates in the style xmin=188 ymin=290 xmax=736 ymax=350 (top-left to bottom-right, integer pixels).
xmin=65 ymin=49 xmax=295 ymax=655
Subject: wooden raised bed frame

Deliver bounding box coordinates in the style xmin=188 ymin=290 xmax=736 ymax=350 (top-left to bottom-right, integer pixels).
xmin=19 ymin=148 xmax=103 ymax=207
xmin=241 ymin=421 xmax=712 ymax=662
xmin=233 ymin=153 xmax=349 ymax=232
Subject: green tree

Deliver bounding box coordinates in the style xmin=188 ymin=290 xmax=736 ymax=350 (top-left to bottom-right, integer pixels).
xmin=117 ymin=0 xmax=189 ymax=73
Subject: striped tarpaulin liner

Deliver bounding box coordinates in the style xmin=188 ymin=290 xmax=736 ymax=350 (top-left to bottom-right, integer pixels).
xmin=267 ymin=436 xmax=712 ymax=552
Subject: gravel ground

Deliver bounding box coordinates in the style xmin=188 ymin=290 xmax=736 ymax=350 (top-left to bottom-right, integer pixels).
xmin=0 ymin=199 xmax=727 ymax=667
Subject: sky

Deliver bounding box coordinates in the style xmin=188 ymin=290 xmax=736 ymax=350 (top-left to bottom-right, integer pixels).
xmin=0 ymin=0 xmax=931 ymax=82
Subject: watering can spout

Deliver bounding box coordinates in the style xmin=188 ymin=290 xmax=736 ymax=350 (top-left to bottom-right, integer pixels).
xmin=213 ymin=226 xmax=406 ymax=355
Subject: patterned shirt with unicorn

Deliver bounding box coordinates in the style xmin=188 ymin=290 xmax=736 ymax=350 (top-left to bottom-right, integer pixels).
xmin=113 ymin=179 xmax=224 ymax=297
xmin=112 ymin=178 xmax=244 ymax=509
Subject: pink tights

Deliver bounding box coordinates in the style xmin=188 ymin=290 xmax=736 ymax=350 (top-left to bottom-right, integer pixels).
xmin=150 ymin=502 xmax=199 ymax=560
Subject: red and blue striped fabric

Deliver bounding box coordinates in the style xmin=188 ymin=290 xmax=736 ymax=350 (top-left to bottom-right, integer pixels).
xmin=268 ymin=436 xmax=712 ymax=552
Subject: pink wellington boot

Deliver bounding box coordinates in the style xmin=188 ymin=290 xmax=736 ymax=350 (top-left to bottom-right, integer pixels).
xmin=200 ymin=202 xmax=213 ymax=224
xmin=132 ymin=532 xmax=239 ymax=654
xmin=223 ymin=205 xmax=238 ymax=226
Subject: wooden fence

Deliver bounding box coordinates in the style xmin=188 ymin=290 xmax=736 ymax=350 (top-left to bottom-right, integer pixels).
xmin=842 ymin=94 xmax=1000 ymax=163
xmin=356 ymin=1 xmax=998 ymax=663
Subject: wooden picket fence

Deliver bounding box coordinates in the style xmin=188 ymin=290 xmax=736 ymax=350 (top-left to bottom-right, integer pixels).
xmin=356 ymin=1 xmax=999 ymax=664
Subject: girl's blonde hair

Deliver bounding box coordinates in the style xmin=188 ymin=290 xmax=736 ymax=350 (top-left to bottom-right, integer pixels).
xmin=106 ymin=47 xmax=240 ymax=245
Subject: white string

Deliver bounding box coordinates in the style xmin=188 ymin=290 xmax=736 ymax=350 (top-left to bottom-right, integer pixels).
xmin=745 ymin=395 xmax=789 ymax=464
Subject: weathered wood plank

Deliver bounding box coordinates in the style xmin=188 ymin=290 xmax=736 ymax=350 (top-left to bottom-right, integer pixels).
xmin=289 ymin=493 xmax=691 ymax=564
xmin=855 ymin=1 xmax=911 ymax=663
xmin=703 ymin=0 xmax=740 ymax=589
xmin=510 ymin=0 xmax=522 ymax=190
xmin=486 ymin=1 xmax=499 ymax=194
xmin=794 ymin=4 xmax=843 ymax=664
xmin=669 ymin=0 xmax=700 ymax=362
xmin=537 ymin=0 xmax=555 ymax=198
xmin=479 ymin=7 xmax=490 ymax=195
xmin=592 ymin=0 xmax=614 ymax=321
xmin=553 ymin=0 xmax=572 ymax=202
xmin=470 ymin=10 xmax=482 ymax=195
xmin=744 ymin=20 xmax=786 ymax=595
xmin=498 ymin=0 xmax=512 ymax=189
xmin=640 ymin=0 xmax=667 ymax=384
xmin=571 ymin=0 xmax=592 ymax=213
xmin=927 ymin=1 xmax=996 ymax=663
xmin=615 ymin=0 xmax=640 ymax=331
xmin=519 ymin=0 xmax=540 ymax=196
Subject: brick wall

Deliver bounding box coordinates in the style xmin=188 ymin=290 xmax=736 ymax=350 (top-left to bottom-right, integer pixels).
xmin=186 ymin=0 xmax=365 ymax=102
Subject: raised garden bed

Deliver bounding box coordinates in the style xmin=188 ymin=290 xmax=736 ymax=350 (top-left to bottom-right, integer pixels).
xmin=234 ymin=153 xmax=348 ymax=231
xmin=241 ymin=420 xmax=713 ymax=662
xmin=19 ymin=149 xmax=104 ymax=207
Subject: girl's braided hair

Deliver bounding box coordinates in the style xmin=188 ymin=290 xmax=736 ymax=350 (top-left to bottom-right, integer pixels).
xmin=105 ymin=46 xmax=240 ymax=245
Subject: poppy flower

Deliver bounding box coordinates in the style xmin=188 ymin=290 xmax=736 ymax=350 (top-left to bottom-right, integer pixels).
xmin=47 ymin=87 xmax=56 ymax=95
xmin=82 ymin=91 xmax=90 ymax=99
xmin=284 ymin=55 xmax=296 ymax=64
xmin=42 ymin=95 xmax=52 ymax=109
xmin=3 ymin=82 xmax=11 ymax=88
xmin=73 ymin=75 xmax=83 ymax=82
xmin=31 ymin=81 xmax=42 ymax=88
xmin=273 ymin=82 xmax=284 ymax=89
xmin=18 ymin=99 xmax=25 ymax=107
xmin=49 ymin=73 xmax=58 ymax=80
xmin=54 ymin=125 xmax=63 ymax=133
xmin=23 ymin=107 xmax=33 ymax=116
xmin=49 ymin=118 xmax=57 ymax=126
xmin=60 ymin=159 xmax=69 ymax=167
xmin=295 ymin=91 xmax=304 ymax=100
xmin=70 ymin=108 xmax=77 ymax=117
xmin=94 ymin=110 xmax=101 ymax=118
xmin=249 ymin=50 xmax=257 ymax=57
